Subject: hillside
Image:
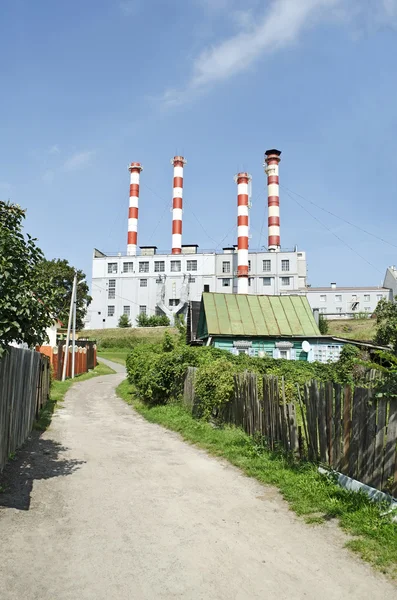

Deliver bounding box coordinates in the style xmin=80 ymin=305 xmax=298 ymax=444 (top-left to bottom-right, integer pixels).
xmin=79 ymin=326 xmax=178 ymax=348
xmin=327 ymin=319 xmax=376 ymax=342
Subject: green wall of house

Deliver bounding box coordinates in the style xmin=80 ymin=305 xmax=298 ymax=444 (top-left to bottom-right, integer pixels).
xmin=212 ymin=337 xmax=344 ymax=362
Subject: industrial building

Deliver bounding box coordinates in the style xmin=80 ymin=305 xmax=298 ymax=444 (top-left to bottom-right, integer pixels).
xmin=87 ymin=149 xmax=394 ymax=329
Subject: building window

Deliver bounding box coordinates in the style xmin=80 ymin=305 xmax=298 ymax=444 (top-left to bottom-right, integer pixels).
xmin=139 ymin=305 xmax=147 ymax=315
xmin=280 ymin=350 xmax=289 ymax=359
xmin=169 ymin=299 xmax=179 ymax=307
xmin=204 ymin=284 xmax=210 ymax=293
xmin=263 ymin=259 xmax=271 ymax=272
xmin=107 ymin=305 xmax=115 ymax=317
xmin=336 ymin=307 xmax=342 ymax=314
xmin=108 ymin=262 xmax=117 ymax=274
xmin=281 ymin=259 xmax=290 ymax=272
xmin=320 ymin=294 xmax=327 ymax=302
xmin=189 ymin=277 xmax=195 ymax=283
xmin=248 ymin=277 xmax=254 ymax=287
xmin=263 ymin=277 xmax=271 ymax=286
xmin=222 ymin=261 xmax=231 ymax=273
xmin=123 ymin=262 xmax=133 ymax=273
xmin=123 ymin=306 xmax=130 ymax=316
xmin=248 ymin=260 xmax=251 ymax=272
xmin=335 ymin=294 xmax=342 ymax=302
xmin=108 ymin=279 xmax=116 ymax=299
xmin=140 ymin=279 xmax=147 ymax=287
xmin=364 ymin=294 xmax=370 ymax=302
xmin=281 ymin=277 xmax=290 ymax=286
xmin=351 ymin=294 xmax=357 ymax=301
xmin=319 ymin=307 xmax=326 ymax=314
xmin=154 ymin=261 xmax=165 ymax=272
xmin=170 ymin=260 xmax=181 ymax=272
xmin=377 ymin=294 xmax=383 ymax=301
xmin=186 ymin=260 xmax=197 ymax=271
xmin=365 ymin=306 xmax=371 ymax=312
xmin=139 ymin=261 xmax=149 ymax=273
xmin=222 ymin=278 xmax=231 ymax=287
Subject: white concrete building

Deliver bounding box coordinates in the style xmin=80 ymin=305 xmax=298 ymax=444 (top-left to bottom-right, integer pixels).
xmin=87 ymin=246 xmax=307 ymax=329
xmin=305 ymin=283 xmax=391 ymax=319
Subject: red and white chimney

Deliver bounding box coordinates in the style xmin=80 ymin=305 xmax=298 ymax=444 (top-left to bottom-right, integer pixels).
xmin=264 ymin=149 xmax=281 ymax=252
xmin=127 ymin=162 xmax=143 ymax=256
xmin=171 ymin=156 xmax=186 ymax=254
xmin=234 ymin=171 xmax=251 ymax=294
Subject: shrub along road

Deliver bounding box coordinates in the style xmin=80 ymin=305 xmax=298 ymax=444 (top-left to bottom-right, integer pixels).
xmin=0 ymin=360 xmax=395 ymax=599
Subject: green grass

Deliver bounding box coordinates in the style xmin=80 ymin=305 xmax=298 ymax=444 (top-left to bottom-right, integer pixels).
xmin=328 ymin=318 xmax=377 ymax=341
xmin=97 ymin=349 xmax=129 ymax=365
xmin=35 ymin=362 xmax=116 ymax=431
xmin=117 ymin=379 xmax=397 ymax=578
xmin=79 ymin=326 xmax=178 ymax=349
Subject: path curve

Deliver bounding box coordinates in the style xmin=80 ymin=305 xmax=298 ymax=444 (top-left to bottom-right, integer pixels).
xmin=0 ymin=362 xmax=395 ymax=599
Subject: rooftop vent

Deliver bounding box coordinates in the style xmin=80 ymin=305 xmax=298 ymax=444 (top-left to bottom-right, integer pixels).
xmin=140 ymin=246 xmax=157 ymax=256
xmin=181 ymin=244 xmax=198 ymax=255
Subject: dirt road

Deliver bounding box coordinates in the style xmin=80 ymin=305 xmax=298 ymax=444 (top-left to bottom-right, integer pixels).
xmin=0 ymin=362 xmax=395 ymax=599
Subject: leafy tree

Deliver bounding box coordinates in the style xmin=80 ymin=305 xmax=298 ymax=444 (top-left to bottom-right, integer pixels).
xmin=0 ymin=202 xmax=56 ymax=351
xmin=374 ymin=298 xmax=397 ymax=353
xmin=35 ymin=259 xmax=91 ymax=330
xmin=118 ymin=314 xmax=131 ymax=328
xmin=318 ymin=314 xmax=329 ymax=335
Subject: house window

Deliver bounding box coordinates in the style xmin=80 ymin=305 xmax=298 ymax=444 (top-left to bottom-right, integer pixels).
xmin=123 ymin=306 xmax=130 ymax=316
xmin=320 ymin=294 xmax=326 ymax=302
xmin=281 ymin=277 xmax=290 ymax=286
xmin=107 ymin=305 xmax=115 ymax=317
xmin=169 ymin=299 xmax=179 ymax=307
xmin=364 ymin=295 xmax=370 ymax=302
xmin=139 ymin=305 xmax=147 ymax=315
xmin=171 ymin=260 xmax=181 ymax=272
xmin=140 ymin=279 xmax=147 ymax=287
xmin=263 ymin=277 xmax=271 ymax=286
xmin=248 ymin=260 xmax=251 ymax=272
xmin=377 ymin=294 xmax=383 ymax=301
xmin=263 ymin=259 xmax=271 ymax=272
xmin=335 ymin=294 xmax=342 ymax=302
xmin=222 ymin=261 xmax=231 ymax=273
xmin=280 ymin=350 xmax=289 ymax=359
xmin=336 ymin=307 xmax=342 ymax=314
xmin=154 ymin=261 xmax=165 ymax=272
xmin=186 ymin=260 xmax=197 ymax=271
xmin=108 ymin=262 xmax=117 ymax=274
xmin=222 ymin=279 xmax=231 ymax=287
xmin=139 ymin=261 xmax=149 ymax=273
xmin=281 ymin=259 xmax=290 ymax=272
xmin=108 ymin=279 xmax=116 ymax=299
xmin=204 ymin=284 xmax=210 ymax=292
xmin=123 ymin=262 xmax=133 ymax=273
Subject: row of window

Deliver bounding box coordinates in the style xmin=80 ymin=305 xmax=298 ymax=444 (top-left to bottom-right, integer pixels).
xmin=107 ymin=305 xmax=147 ymax=317
xmin=221 ymin=277 xmax=291 ymax=287
xmin=318 ymin=307 xmax=372 ymax=314
xmin=319 ymin=293 xmax=384 ymax=302
xmin=108 ymin=258 xmax=292 ymax=276
xmin=108 ymin=260 xmax=198 ymax=274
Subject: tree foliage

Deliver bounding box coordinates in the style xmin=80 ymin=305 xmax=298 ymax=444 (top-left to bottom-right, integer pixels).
xmin=318 ymin=314 xmax=329 ymax=335
xmin=35 ymin=259 xmax=91 ymax=331
xmin=0 ymin=202 xmax=56 ymax=351
xmin=136 ymin=313 xmax=170 ymax=327
xmin=374 ymin=298 xmax=397 ymax=353
xmin=118 ymin=314 xmax=131 ymax=328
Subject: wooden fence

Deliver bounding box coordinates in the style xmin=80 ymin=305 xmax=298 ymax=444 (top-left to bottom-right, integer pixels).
xmin=183 ymin=368 xmax=397 ymax=496
xmin=0 ymin=347 xmax=51 ymax=471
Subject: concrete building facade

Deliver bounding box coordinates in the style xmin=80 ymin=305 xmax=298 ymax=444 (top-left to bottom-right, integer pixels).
xmin=305 ymin=284 xmax=391 ymax=319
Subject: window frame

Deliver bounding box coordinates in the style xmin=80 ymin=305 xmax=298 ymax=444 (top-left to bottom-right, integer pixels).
xmin=170 ymin=260 xmax=181 ymax=272
xmin=154 ymin=261 xmax=165 ymax=273
xmin=123 ymin=261 xmax=134 ymax=273
xmin=281 ymin=276 xmax=291 ymax=286
xmin=139 ymin=261 xmax=149 ymax=273
xmin=281 ymin=259 xmax=290 ymax=272
xmin=186 ymin=259 xmax=197 ymax=272
xmin=222 ymin=261 xmax=231 ymax=274
xmin=107 ymin=262 xmax=117 ymax=274
xmin=140 ymin=279 xmax=148 ymax=287
xmin=107 ymin=305 xmax=115 ymax=317
xmin=263 ymin=259 xmax=271 ymax=272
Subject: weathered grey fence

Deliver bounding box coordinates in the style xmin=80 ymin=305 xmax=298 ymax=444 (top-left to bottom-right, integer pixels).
xmin=0 ymin=347 xmax=51 ymax=471
xmin=183 ymin=368 xmax=397 ymax=496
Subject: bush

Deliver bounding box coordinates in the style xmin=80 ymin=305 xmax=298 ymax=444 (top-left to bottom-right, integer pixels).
xmin=194 ymin=358 xmax=236 ymax=419
xmin=118 ymin=314 xmax=131 ymax=328
xmin=136 ymin=313 xmax=171 ymax=327
xmin=319 ymin=314 xmax=329 ymax=334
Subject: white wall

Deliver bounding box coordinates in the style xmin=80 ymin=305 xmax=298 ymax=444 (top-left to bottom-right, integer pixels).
xmin=306 ymin=288 xmax=390 ymax=319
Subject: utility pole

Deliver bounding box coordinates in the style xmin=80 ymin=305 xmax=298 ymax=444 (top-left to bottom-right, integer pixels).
xmin=62 ymin=271 xmax=77 ymax=382
xmin=71 ymin=281 xmax=77 ymax=379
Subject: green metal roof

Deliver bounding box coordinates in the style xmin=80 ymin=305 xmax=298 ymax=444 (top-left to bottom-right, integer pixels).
xmin=198 ymin=293 xmax=320 ymax=338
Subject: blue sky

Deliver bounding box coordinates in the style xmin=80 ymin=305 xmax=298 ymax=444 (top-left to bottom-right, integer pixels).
xmin=1 ymin=0 xmax=397 ymax=287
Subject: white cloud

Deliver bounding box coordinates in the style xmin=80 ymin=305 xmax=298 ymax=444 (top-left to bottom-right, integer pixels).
xmin=62 ymin=150 xmax=95 ymax=172
xmin=49 ymin=144 xmax=60 ymax=155
xmin=119 ymin=1 xmax=137 ymax=16
xmin=162 ymin=0 xmax=397 ymax=106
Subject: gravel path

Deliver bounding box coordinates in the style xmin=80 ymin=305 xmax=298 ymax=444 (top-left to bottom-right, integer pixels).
xmin=0 ymin=363 xmax=395 ymax=599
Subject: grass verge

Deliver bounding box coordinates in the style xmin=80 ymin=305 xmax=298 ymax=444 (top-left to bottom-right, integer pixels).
xmin=97 ymin=349 xmax=129 ymax=365
xmin=117 ymin=378 xmax=397 ymax=579
xmin=35 ymin=362 xmax=116 ymax=431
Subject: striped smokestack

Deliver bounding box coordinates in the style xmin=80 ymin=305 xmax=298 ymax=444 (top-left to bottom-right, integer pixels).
xmin=264 ymin=149 xmax=281 ymax=252
xmin=171 ymin=156 xmax=186 ymax=254
xmin=234 ymin=171 xmax=251 ymax=294
xmin=127 ymin=162 xmax=143 ymax=256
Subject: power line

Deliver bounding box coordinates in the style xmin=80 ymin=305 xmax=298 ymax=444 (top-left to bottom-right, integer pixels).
xmin=282 ymin=187 xmax=383 ymax=275
xmin=280 ymin=184 xmax=397 ymax=250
